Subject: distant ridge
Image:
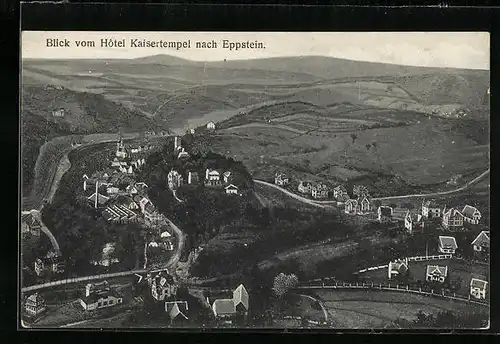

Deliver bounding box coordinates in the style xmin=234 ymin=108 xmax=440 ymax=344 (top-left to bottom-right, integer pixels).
xmin=23 ymin=54 xmax=489 ymax=80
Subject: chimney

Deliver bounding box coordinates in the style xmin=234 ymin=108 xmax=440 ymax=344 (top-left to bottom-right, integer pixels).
xmin=83 ymin=179 xmax=87 ymax=191
xmin=95 ymin=181 xmax=99 ymax=209
xmin=205 ymin=168 xmax=209 ymax=180
xmin=188 ymin=171 xmax=192 ymax=184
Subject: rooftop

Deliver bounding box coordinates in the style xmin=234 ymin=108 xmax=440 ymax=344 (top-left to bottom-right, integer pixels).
xmin=426 ymin=265 xmax=448 ymax=277
xmin=470 ymin=278 xmax=488 ymax=289
xmin=462 ymin=205 xmax=480 ymax=218
xmin=212 ymin=299 xmax=236 ymax=316
xmin=439 ymin=236 xmax=458 ymax=250
xmin=472 ymin=231 xmax=490 ymax=247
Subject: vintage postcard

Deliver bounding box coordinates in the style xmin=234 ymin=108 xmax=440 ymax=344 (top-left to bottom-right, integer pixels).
xmin=20 ymin=31 xmax=490 ymax=329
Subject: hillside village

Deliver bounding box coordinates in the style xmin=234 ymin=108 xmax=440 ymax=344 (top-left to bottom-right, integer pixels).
xmin=21 ymin=130 xmax=255 ymax=327
xmin=21 ymin=120 xmax=490 ymax=328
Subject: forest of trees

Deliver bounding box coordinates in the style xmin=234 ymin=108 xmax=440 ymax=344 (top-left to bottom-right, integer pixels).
xmin=41 ymin=146 xmax=145 ymax=276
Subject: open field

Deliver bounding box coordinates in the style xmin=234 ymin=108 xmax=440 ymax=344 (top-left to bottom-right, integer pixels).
xmin=194 ymin=112 xmax=489 ymax=197
xmin=309 ymin=289 xmax=487 ymax=329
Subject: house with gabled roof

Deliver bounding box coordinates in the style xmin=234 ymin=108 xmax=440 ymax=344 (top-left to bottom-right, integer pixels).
xmin=422 ymin=199 xmax=442 ymax=218
xmin=35 ymin=254 xmax=65 ymax=276
xmin=462 ymin=205 xmax=481 ymax=225
xmin=211 ymin=284 xmax=249 ymax=324
xmin=404 ymin=211 xmax=424 ymax=234
xmin=21 ymin=213 xmax=41 ymax=237
xmin=426 ymin=265 xmax=448 ymax=283
xmin=80 ymin=288 xmax=123 ymax=311
xmin=150 ymin=272 xmax=178 ymax=301
xmin=442 ymin=207 xmax=464 ymax=229
xmin=311 ymin=183 xmax=329 ymax=199
xmin=438 ymin=236 xmax=458 ymax=254
xmin=165 ymin=301 xmax=189 ymax=324
xmin=344 ymin=199 xmax=359 ymax=214
xmin=333 ymin=185 xmax=348 ymax=200
xmin=471 ymin=231 xmax=490 ymax=254
xmin=470 ymin=278 xmax=488 ymax=299
xmin=205 ymin=169 xmax=222 ymax=187
xmin=24 ymin=293 xmax=47 ymax=317
xmin=358 ymin=196 xmax=371 ymax=213
xmin=225 ymin=184 xmax=240 ymax=195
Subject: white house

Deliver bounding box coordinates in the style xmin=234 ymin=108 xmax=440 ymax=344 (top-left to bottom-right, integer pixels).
xmin=211 ymin=284 xmax=249 ymax=324
xmin=358 ymin=196 xmax=371 ymax=213
xmin=80 ymin=289 xmax=123 ymax=311
xmin=470 ymin=278 xmax=488 ymax=299
xmin=425 ymin=265 xmax=448 ymax=283
xmin=151 ymin=272 xmax=178 ymax=301
xmin=462 ymin=205 xmax=481 ymax=225
xmin=344 ymin=199 xmax=359 ymax=214
xmin=333 ymin=185 xmax=348 ymax=200
xmin=404 ymin=211 xmax=424 ymax=234
xmin=442 ymin=207 xmax=464 ymax=229
xmin=471 ymin=231 xmax=490 ymax=254
xmin=311 ymin=183 xmax=329 ymax=199
xmin=207 ymin=122 xmax=216 ymax=130
xmin=422 ymin=199 xmax=442 ymax=218
xmin=438 ymin=236 xmax=458 ymax=254
xmin=205 ymin=169 xmax=221 ymax=186
xmin=24 ymin=293 xmax=47 ymax=317
xmin=225 ymin=184 xmax=239 ymax=195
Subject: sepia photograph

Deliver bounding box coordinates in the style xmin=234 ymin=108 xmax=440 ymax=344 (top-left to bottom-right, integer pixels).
xmin=19 ymin=31 xmax=490 ymax=330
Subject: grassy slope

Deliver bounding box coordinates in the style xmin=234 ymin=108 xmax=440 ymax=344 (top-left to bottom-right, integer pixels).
xmin=21 ymin=85 xmax=164 ymax=194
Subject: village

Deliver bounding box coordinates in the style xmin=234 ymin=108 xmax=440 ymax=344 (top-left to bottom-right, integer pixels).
xmin=20 ymin=120 xmax=489 ymax=328
xmin=21 ymin=123 xmax=256 ymax=327
xmin=271 ymin=169 xmax=489 ymax=303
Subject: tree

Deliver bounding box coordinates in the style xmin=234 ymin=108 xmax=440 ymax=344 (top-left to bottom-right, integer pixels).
xmin=365 ymin=144 xmax=371 ymax=151
xmin=350 ymin=133 xmax=358 ymax=144
xmin=353 ymin=184 xmax=369 ymax=198
xmin=272 ymin=272 xmax=299 ymax=299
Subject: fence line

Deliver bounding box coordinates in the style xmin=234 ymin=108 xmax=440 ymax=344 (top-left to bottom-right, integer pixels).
xmin=21 ymin=269 xmax=146 ymax=293
xmin=354 ymin=254 xmax=453 ymax=275
xmin=295 ymin=282 xmax=489 ymax=307
xmin=408 ymin=254 xmax=452 ymax=262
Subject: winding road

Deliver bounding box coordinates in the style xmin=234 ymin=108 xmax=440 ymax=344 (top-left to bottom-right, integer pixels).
xmin=20 ymin=132 xmax=185 ymax=293
xmin=254 ymin=168 xmax=489 ymax=206
xmin=254 ymin=180 xmax=332 ymax=209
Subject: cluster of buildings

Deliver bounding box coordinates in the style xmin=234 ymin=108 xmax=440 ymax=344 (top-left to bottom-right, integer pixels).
xmin=386 ymin=230 xmax=490 ymax=300
xmin=167 ymin=136 xmax=242 ymax=196
xmin=143 ymin=269 xmax=249 ymax=325
xmin=372 ymin=199 xmax=483 ymax=234
xmin=34 ymin=251 xmax=65 ymax=277
xmin=209 ymin=284 xmax=249 ymax=325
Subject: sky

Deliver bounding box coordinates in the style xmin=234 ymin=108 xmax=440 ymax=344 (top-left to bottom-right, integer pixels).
xmin=22 ymin=31 xmax=490 ymax=70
